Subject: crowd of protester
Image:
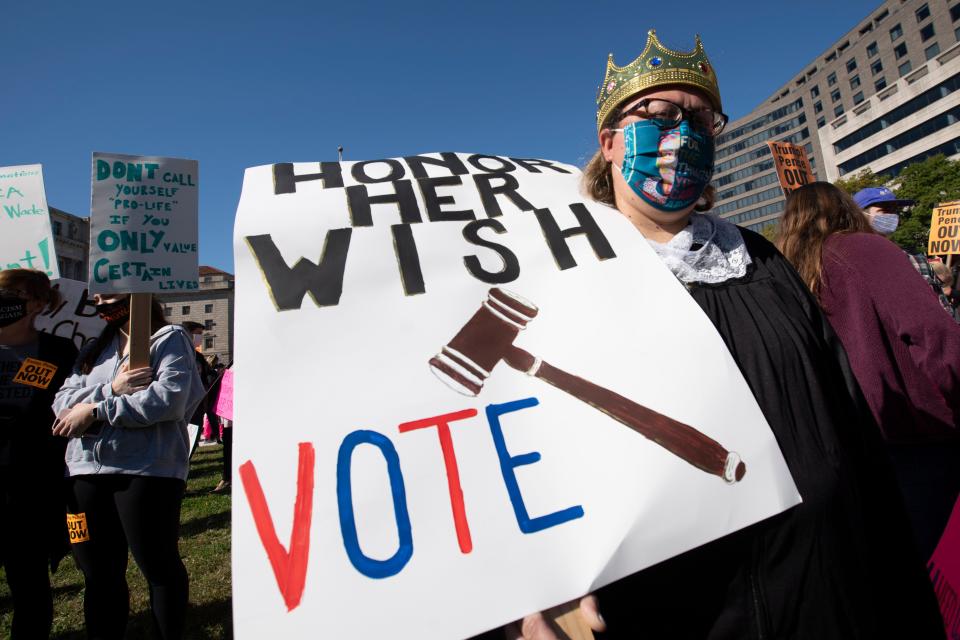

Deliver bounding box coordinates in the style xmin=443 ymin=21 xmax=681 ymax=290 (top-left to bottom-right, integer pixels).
xmin=2 ymin=29 xmax=958 ymax=640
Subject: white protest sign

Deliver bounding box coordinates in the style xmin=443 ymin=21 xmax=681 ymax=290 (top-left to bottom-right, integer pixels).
xmin=34 ymin=278 xmax=105 ymax=349
xmin=232 ymin=153 xmax=800 ymax=640
xmin=89 ymin=153 xmax=199 ymax=294
xmin=0 ymin=164 xmax=59 ymax=278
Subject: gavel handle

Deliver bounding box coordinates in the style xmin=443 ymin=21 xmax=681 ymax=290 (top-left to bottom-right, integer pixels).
xmin=504 ymin=346 xmax=745 ymax=483
xmin=546 ymin=601 xmax=594 ymax=640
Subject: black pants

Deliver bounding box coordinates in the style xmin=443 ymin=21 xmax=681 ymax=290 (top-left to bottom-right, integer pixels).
xmin=221 ymin=426 xmax=232 ymax=483
xmin=0 ymin=467 xmax=54 ymax=639
xmin=67 ymin=475 xmax=188 ymax=640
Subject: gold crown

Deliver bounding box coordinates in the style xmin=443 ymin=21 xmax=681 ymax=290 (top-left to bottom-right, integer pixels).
xmin=596 ymin=30 xmax=722 ymax=133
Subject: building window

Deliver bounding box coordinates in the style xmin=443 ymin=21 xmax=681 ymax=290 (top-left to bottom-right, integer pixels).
xmin=871 ymin=59 xmax=883 ymax=75
xmin=925 ymin=43 xmax=941 ymax=60
xmin=846 ymin=58 xmax=857 ymax=73
xmin=817 ymin=116 xmax=826 ymax=128
xmin=181 ymin=305 xmax=190 ymax=315
xmin=204 ymin=319 xmax=214 ymax=330
xmin=838 ymin=41 xmax=850 ymax=54
xmin=204 ymin=337 xmax=214 ymax=350
xmin=204 ymin=303 xmax=214 ymax=313
xmin=875 ymin=8 xmax=888 ymax=23
xmin=826 ymin=52 xmax=837 ymax=63
xmin=810 ymin=85 xmax=820 ymax=98
xmin=956 ymin=25 xmax=960 ymax=42
xmin=898 ymin=60 xmax=912 ymax=77
xmin=814 ymin=101 xmax=823 ymax=113
xmin=164 ymin=306 xmax=172 ymax=316
xmin=894 ymin=43 xmax=908 ymax=59
xmin=849 ymin=75 xmax=861 ymax=89
xmin=834 ymin=104 xmax=845 ymax=117
xmin=916 ymin=3 xmax=930 ymax=22
xmin=875 ymin=77 xmax=887 ymax=91
xmin=68 ymin=223 xmax=78 ymax=239
xmin=831 ymin=89 xmax=841 ymax=102
xmin=867 ymin=41 xmax=879 ymax=58
xmin=52 ymin=221 xmax=62 ymax=236
xmin=920 ymin=23 xmax=935 ymax=42
xmin=827 ymin=72 xmax=837 ymax=86
xmin=953 ymin=4 xmax=960 ymax=22
xmin=853 ymin=92 xmax=864 ymax=104
xmin=890 ymin=23 xmax=903 ymax=41
xmin=859 ymin=23 xmax=874 ymax=36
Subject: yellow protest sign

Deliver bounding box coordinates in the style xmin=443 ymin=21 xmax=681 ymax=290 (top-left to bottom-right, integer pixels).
xmin=928 ymin=201 xmax=960 ymax=256
xmin=12 ymin=357 xmax=57 ymax=389
xmin=67 ymin=513 xmax=90 ymax=543
xmin=766 ymin=141 xmax=816 ymax=196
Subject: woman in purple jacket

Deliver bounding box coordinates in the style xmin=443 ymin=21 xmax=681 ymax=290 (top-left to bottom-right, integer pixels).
xmin=779 ymin=181 xmax=960 ymax=559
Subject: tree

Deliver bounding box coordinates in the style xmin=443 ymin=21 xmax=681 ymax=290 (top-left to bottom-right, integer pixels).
xmin=890 ymin=154 xmax=960 ymax=253
xmin=759 ymin=221 xmax=780 ymax=244
xmin=833 ymin=168 xmax=890 ymax=195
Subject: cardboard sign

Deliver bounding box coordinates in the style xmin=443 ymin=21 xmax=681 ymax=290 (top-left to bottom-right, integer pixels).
xmin=213 ymin=368 xmax=234 ymax=421
xmin=929 ymin=495 xmax=960 ymax=638
xmin=0 ymin=164 xmax=59 ymax=278
xmin=928 ymin=201 xmax=960 ymax=256
xmin=12 ymin=357 xmax=58 ymax=389
xmin=232 ymin=152 xmax=801 ymax=639
xmin=34 ymin=278 xmax=105 ymax=349
xmin=766 ymin=141 xmax=816 ymax=196
xmin=67 ymin=513 xmax=90 ymax=543
xmin=89 ymin=153 xmax=199 ymax=294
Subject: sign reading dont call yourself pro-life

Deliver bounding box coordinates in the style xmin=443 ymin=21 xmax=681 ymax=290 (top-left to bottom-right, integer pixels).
xmin=88 ymin=152 xmax=199 ymax=294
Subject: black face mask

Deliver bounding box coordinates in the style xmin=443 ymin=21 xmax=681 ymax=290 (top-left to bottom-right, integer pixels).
xmin=95 ymin=298 xmax=131 ymax=328
xmin=0 ymin=294 xmax=28 ymax=328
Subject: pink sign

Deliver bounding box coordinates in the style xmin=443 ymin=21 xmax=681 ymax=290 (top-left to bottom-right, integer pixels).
xmin=929 ymin=495 xmax=960 ymax=638
xmin=214 ymin=369 xmax=234 ymax=421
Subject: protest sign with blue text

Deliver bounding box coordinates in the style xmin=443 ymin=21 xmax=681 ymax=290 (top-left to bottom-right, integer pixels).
xmin=89 ymin=152 xmax=199 ymax=294
xmin=0 ymin=164 xmax=59 ymax=278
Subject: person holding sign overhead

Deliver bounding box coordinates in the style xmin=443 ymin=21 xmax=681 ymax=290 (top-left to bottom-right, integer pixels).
xmin=0 ymin=268 xmax=78 ymax=639
xmin=52 ymin=294 xmax=204 ymax=640
xmin=509 ymin=30 xmax=942 ymax=639
xmin=779 ymin=182 xmax=960 ymax=563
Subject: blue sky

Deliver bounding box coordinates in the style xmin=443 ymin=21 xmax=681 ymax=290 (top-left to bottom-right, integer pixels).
xmin=7 ymin=0 xmax=882 ymax=272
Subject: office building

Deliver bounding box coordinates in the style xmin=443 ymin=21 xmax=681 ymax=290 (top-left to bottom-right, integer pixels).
xmin=712 ymin=0 xmax=960 ymax=231
xmin=50 ymin=207 xmax=90 ymax=281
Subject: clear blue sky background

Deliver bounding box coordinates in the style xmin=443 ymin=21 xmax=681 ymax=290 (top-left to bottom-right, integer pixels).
xmin=7 ymin=0 xmax=882 ymax=273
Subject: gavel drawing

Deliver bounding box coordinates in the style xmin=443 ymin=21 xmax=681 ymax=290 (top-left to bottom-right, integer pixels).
xmin=429 ymin=287 xmax=745 ymax=484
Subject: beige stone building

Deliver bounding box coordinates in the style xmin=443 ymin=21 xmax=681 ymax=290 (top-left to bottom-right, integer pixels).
xmin=50 ymin=207 xmax=90 ymax=281
xmin=157 ymin=266 xmax=235 ymax=364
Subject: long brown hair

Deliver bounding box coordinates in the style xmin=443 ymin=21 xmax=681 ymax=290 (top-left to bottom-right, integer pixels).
xmin=778 ymin=182 xmax=874 ymax=299
xmin=79 ymin=296 xmax=169 ymax=373
xmin=0 ymin=268 xmax=63 ymax=312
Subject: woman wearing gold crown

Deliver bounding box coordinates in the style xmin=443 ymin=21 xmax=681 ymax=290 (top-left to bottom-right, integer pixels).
xmin=506 ymin=31 xmax=944 ymax=640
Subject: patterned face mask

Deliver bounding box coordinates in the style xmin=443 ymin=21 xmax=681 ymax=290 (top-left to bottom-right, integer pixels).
xmin=95 ymin=298 xmax=131 ymax=328
xmin=868 ymin=212 xmax=900 ymax=235
xmin=613 ymin=119 xmax=715 ymax=213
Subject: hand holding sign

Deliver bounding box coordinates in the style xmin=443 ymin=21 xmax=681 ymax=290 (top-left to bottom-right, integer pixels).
xmin=111 ymin=362 xmax=153 ymax=395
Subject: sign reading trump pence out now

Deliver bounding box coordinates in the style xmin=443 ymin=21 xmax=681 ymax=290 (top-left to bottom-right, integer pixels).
xmin=89 ymin=152 xmax=198 ymax=293
xmin=232 ymin=152 xmax=800 ymax=639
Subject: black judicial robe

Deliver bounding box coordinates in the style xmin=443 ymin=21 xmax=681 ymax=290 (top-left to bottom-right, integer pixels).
xmin=596 ymin=230 xmax=944 ymax=639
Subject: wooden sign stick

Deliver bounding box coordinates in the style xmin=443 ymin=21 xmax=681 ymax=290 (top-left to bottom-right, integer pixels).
xmin=128 ymin=293 xmax=153 ymax=369
xmin=546 ymin=601 xmax=594 ymax=640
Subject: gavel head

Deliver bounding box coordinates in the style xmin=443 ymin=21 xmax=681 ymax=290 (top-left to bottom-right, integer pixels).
xmin=429 ymin=287 xmax=538 ymax=396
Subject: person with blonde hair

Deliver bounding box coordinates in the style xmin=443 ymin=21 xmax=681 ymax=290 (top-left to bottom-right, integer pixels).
xmin=779 ymin=181 xmax=960 ymax=563
xmin=508 ymin=31 xmax=942 ymax=640
xmin=0 ymin=268 xmax=78 ymax=638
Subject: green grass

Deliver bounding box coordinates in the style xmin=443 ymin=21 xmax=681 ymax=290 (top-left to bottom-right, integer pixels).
xmin=0 ymin=445 xmax=234 ymax=639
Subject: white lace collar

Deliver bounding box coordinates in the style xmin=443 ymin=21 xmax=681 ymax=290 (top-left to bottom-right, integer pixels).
xmin=646 ymin=213 xmax=752 ymax=284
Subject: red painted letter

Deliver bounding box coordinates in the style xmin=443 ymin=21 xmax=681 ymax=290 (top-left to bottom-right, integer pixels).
xmin=399 ymin=408 xmax=478 ymax=553
xmin=239 ymin=443 xmax=315 ymax=611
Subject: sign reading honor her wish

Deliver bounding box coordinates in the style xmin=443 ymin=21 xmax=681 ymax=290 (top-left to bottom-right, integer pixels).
xmin=89 ymin=153 xmax=198 ymax=293
xmin=233 ymin=153 xmax=801 ymax=639
xmin=0 ymin=164 xmax=59 ymax=278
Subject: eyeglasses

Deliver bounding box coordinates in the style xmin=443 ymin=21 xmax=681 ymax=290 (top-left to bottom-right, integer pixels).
xmin=616 ymin=98 xmax=729 ymax=136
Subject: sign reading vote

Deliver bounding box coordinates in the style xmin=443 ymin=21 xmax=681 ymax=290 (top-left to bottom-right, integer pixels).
xmin=928 ymin=200 xmax=960 ymax=256
xmin=0 ymin=164 xmax=59 ymax=278
xmin=232 ymin=152 xmax=800 ymax=639
xmin=89 ymin=152 xmax=199 ymax=294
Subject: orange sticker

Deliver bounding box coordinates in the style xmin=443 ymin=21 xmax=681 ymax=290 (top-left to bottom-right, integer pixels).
xmin=13 ymin=358 xmax=58 ymax=389
xmin=67 ymin=512 xmax=90 ymax=543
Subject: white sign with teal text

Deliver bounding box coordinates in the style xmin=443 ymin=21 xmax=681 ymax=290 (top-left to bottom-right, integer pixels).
xmin=89 ymin=152 xmax=199 ymax=294
xmin=0 ymin=164 xmax=59 ymax=278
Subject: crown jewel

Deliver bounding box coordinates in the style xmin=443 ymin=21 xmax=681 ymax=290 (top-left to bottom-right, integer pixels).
xmin=596 ymin=30 xmax=722 ymax=133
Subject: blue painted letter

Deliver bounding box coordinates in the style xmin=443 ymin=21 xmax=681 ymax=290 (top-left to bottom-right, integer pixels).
xmin=486 ymin=397 xmax=584 ymax=533
xmin=336 ymin=429 xmax=413 ymax=578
